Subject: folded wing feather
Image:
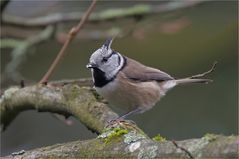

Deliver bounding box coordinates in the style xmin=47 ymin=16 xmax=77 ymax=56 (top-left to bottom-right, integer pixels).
xmin=122 ymin=57 xmax=174 ymax=82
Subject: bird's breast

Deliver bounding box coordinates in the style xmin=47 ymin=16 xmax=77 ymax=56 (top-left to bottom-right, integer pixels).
xmin=95 ymin=73 xmax=162 ymax=112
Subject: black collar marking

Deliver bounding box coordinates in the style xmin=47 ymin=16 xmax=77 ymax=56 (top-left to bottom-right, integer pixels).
xmin=93 ymin=55 xmax=127 ymax=88
xmin=93 ymin=68 xmax=113 ymax=87
xmin=119 ymin=55 xmax=127 ymax=72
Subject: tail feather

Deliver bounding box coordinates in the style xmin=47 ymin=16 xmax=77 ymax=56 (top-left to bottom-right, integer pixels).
xmin=175 ymin=78 xmax=212 ymax=85
xmin=161 ymin=78 xmax=212 ymax=94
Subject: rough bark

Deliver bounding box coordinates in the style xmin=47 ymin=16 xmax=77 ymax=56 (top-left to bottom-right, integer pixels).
xmin=0 ymin=80 xmax=118 ymax=133
xmin=0 ymin=81 xmax=238 ymax=158
xmin=2 ymin=134 xmax=239 ymax=159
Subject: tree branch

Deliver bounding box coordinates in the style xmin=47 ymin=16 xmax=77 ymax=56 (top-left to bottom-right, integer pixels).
xmin=0 ymin=83 xmax=117 ymax=133
xmin=49 ymin=78 xmax=93 ymax=87
xmin=1 ymin=81 xmax=238 ymax=158
xmin=2 ymin=134 xmax=238 ymax=159
xmin=1 ymin=1 xmax=203 ymax=28
xmin=1 ymin=25 xmax=54 ymax=85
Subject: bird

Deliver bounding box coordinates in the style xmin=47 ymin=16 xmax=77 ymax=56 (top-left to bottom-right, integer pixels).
xmin=86 ymin=38 xmax=212 ymax=119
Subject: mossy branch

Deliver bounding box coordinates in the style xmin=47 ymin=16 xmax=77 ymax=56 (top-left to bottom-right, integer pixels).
xmin=0 ymin=81 xmax=238 ymax=158
xmin=2 ymin=133 xmax=238 ymax=159
xmin=0 ymin=81 xmax=117 ymax=133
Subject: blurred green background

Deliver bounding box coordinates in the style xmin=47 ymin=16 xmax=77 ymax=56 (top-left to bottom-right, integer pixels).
xmin=1 ymin=1 xmax=238 ymax=156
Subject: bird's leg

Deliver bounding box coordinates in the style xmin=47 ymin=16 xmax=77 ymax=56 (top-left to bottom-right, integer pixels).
xmin=107 ymin=108 xmax=142 ymax=125
xmin=119 ymin=107 xmax=142 ymax=119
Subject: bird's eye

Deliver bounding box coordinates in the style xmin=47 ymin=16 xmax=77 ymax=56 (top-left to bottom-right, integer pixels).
xmin=102 ymin=57 xmax=108 ymax=63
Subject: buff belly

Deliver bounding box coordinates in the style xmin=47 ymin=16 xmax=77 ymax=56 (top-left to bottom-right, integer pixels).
xmin=95 ymin=77 xmax=162 ymax=113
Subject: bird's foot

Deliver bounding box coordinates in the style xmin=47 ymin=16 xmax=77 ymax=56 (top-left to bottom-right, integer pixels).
xmin=106 ymin=117 xmax=136 ymax=129
xmin=107 ymin=117 xmax=125 ymax=125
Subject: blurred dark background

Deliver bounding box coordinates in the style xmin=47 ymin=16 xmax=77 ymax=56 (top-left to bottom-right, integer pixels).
xmin=1 ymin=0 xmax=238 ymax=156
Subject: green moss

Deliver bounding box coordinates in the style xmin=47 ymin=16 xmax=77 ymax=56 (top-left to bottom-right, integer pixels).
xmin=63 ymin=85 xmax=81 ymax=101
xmin=90 ymin=88 xmax=104 ymax=101
xmin=98 ymin=127 xmax=128 ymax=144
xmin=152 ymin=134 xmax=166 ymax=142
xmin=203 ymin=133 xmax=218 ymax=142
xmin=106 ymin=128 xmax=128 ymax=143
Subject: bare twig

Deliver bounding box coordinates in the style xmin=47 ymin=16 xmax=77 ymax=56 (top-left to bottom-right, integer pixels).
xmin=190 ymin=61 xmax=217 ymax=79
xmin=39 ymin=0 xmax=97 ymax=84
xmin=185 ymin=61 xmax=217 ymax=79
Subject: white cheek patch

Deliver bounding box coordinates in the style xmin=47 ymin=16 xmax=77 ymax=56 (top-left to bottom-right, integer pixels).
xmin=105 ymin=53 xmax=125 ymax=80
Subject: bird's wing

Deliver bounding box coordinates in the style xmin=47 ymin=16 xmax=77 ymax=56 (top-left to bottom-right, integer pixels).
xmin=121 ymin=57 xmax=174 ymax=82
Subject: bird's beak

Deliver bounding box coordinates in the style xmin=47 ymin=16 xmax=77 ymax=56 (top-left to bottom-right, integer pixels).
xmin=86 ymin=63 xmax=98 ymax=69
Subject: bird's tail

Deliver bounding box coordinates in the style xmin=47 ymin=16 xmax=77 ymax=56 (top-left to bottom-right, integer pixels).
xmin=161 ymin=78 xmax=212 ymax=93
xmin=161 ymin=61 xmax=216 ymax=93
xmin=175 ymin=78 xmax=212 ymax=85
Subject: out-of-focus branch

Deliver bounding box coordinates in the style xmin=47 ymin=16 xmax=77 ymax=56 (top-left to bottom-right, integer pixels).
xmin=2 ymin=1 xmax=203 ymax=28
xmin=1 ymin=26 xmax=54 ymax=85
xmin=39 ymin=0 xmax=97 ymax=84
xmin=1 ymin=26 xmax=43 ymax=38
xmin=0 ymin=0 xmax=10 ymax=14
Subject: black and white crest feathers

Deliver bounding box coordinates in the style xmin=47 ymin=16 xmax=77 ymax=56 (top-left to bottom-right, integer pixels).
xmin=88 ymin=39 xmax=126 ymax=87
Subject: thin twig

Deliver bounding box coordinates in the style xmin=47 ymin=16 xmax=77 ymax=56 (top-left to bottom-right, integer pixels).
xmin=39 ymin=0 xmax=97 ymax=84
xmin=186 ymin=61 xmax=217 ymax=79
xmin=172 ymin=140 xmax=194 ymax=159
xmin=190 ymin=61 xmax=217 ymax=79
